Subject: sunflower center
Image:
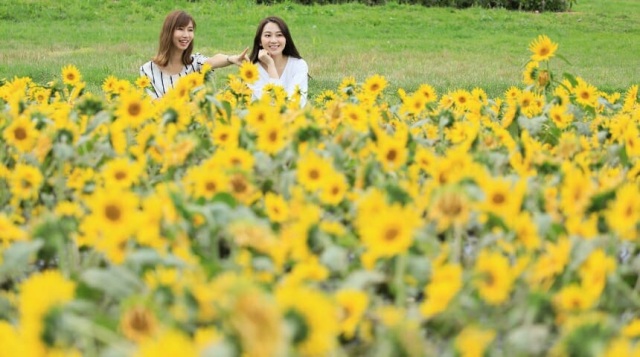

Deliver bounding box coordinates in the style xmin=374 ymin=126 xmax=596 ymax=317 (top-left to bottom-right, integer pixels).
xmin=580 ymin=91 xmax=590 ymax=100
xmin=539 ymin=47 xmax=549 ymax=56
xmin=492 ymin=192 xmax=506 ymax=205
xmin=625 ymin=204 xmax=633 ymax=218
xmin=129 ymin=309 xmax=152 ymax=333
xmin=384 ymin=227 xmax=400 ymax=242
xmin=386 ymin=149 xmax=397 ymax=162
xmin=205 ymin=182 xmax=217 ymax=191
xmin=219 ymin=133 xmax=228 ymax=141
xmin=439 ymin=194 xmax=463 ymax=216
xmin=370 ymin=84 xmax=380 ymax=92
xmin=485 ymin=272 xmax=496 ymax=287
xmin=231 ymin=177 xmax=247 ymax=193
xmin=105 ymin=204 xmax=122 ymax=221
xmin=115 ymin=171 xmax=127 ymax=180
xmin=331 ymin=186 xmax=340 ymax=195
xmin=309 ymin=169 xmax=320 ymax=180
xmin=14 ymin=127 xmax=27 ymax=140
xmin=21 ymin=179 xmax=32 ymax=189
xmin=269 ymin=130 xmax=278 ymax=142
xmin=128 ymin=103 xmax=142 ymax=116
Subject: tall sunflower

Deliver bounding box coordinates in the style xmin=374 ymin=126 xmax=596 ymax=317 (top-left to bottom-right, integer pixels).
xmin=529 ymin=34 xmax=558 ymax=62
xmin=61 ymin=64 xmax=82 ymax=86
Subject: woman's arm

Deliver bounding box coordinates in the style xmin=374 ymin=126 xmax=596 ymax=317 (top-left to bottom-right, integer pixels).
xmin=205 ymin=48 xmax=249 ymax=69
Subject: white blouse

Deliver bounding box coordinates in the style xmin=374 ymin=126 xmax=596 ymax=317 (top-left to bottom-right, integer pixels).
xmin=139 ymin=53 xmax=209 ymax=99
xmin=250 ymin=57 xmax=308 ymax=107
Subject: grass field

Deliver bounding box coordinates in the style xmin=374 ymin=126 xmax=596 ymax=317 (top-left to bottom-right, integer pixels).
xmin=1 ymin=0 xmax=638 ymax=99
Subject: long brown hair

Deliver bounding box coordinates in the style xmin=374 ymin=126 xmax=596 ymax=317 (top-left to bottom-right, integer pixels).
xmin=249 ymin=16 xmax=302 ymax=63
xmin=152 ymin=10 xmax=196 ymax=67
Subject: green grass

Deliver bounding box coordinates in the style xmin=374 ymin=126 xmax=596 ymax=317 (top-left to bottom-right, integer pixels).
xmin=1 ymin=0 xmax=638 ymax=99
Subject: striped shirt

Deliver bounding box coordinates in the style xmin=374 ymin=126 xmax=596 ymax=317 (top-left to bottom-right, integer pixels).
xmin=139 ymin=53 xmax=209 ymax=99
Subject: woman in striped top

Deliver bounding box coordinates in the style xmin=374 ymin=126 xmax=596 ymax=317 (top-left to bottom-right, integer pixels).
xmin=140 ymin=10 xmax=248 ymax=99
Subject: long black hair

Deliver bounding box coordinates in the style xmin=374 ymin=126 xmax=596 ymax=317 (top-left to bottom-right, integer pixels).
xmin=249 ymin=16 xmax=302 ymax=63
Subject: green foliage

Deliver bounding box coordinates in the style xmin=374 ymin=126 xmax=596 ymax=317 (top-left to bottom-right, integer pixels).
xmin=259 ymin=0 xmax=571 ymax=11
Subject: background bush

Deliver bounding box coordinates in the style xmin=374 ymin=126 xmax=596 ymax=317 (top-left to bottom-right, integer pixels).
xmin=257 ymin=0 xmax=572 ymax=11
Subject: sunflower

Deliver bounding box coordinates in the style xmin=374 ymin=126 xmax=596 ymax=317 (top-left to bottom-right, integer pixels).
xmin=135 ymin=75 xmax=151 ymax=90
xmin=9 ymin=163 xmax=43 ymax=201
xmin=552 ymin=284 xmax=596 ymax=313
xmin=338 ymin=76 xmax=357 ymax=98
xmin=256 ymin=119 xmax=288 ymax=155
xmin=116 ymin=90 xmax=153 ymax=128
xmin=341 ymin=103 xmax=369 ymax=133
xmin=477 ymin=175 xmax=526 ymax=225
xmin=0 ymin=213 xmax=26 ymax=244
xmin=84 ymin=187 xmax=140 ymax=241
xmin=522 ymin=61 xmax=539 ymax=86
xmin=101 ymin=157 xmax=144 ymax=189
xmin=427 ymin=187 xmax=471 ymax=233
xmin=206 ymin=146 xmax=255 ymax=172
xmin=548 ymin=104 xmax=574 ymax=129
xmin=362 ymin=74 xmax=387 ymax=97
xmin=296 ymin=151 xmax=334 ymax=192
xmin=335 ymin=289 xmax=369 ymax=339
xmin=319 ymin=172 xmax=348 ymax=206
xmin=120 ymin=305 xmax=159 ymax=342
xmin=134 ymin=330 xmax=198 ymax=357
xmin=3 ymin=115 xmax=38 ymax=152
xmin=245 ymin=102 xmax=278 ymax=131
xmin=450 ymin=89 xmax=472 ymax=110
xmin=605 ymin=183 xmax=640 ymax=240
xmin=417 ymin=83 xmax=437 ymax=103
xmin=211 ymin=120 xmax=240 ymax=149
xmin=61 ymin=64 xmax=82 ymax=86
xmin=186 ymin=167 xmax=229 ymax=200
xmin=102 ymin=75 xmax=119 ymax=94
xmin=454 ymin=326 xmax=496 ymax=357
xmin=358 ymin=203 xmax=420 ymax=258
xmin=529 ymin=34 xmax=558 ymax=62
xmin=400 ymin=92 xmax=426 ymax=116
xmin=264 ymin=192 xmax=290 ymax=223
xmin=473 ymin=250 xmax=514 ymax=305
xmin=314 ymin=90 xmax=338 ymax=106
xmin=276 ymin=286 xmax=339 ymax=357
xmin=375 ymin=133 xmax=408 ymax=172
xmin=239 ymin=61 xmax=259 ymax=84
xmin=573 ymin=78 xmax=599 ymax=107
xmin=419 ymin=263 xmax=463 ymax=319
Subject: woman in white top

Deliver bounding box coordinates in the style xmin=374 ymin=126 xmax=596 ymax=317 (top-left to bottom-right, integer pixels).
xmin=140 ymin=10 xmax=248 ymax=99
xmin=248 ymin=16 xmax=309 ymax=107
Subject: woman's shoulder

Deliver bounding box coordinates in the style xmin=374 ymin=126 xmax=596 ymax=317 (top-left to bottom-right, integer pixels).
xmin=140 ymin=60 xmax=156 ymax=72
xmin=191 ymin=53 xmax=209 ymax=65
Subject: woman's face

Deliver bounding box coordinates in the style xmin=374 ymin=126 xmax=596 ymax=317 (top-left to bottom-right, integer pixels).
xmin=260 ymin=22 xmax=286 ymax=57
xmin=172 ymin=21 xmax=194 ymax=52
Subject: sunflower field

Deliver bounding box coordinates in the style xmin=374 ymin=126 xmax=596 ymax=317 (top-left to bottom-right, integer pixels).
xmin=0 ymin=35 xmax=639 ymax=357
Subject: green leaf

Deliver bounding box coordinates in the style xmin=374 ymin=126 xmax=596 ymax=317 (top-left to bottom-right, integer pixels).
xmin=81 ymin=266 xmax=144 ymax=299
xmin=586 ymin=188 xmax=617 ymax=214
xmin=0 ymin=240 xmax=44 ymax=285
xmin=211 ymin=192 xmax=237 ymax=208
xmin=562 ymin=72 xmax=578 ymax=87
xmin=555 ymin=53 xmax=572 ymax=66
